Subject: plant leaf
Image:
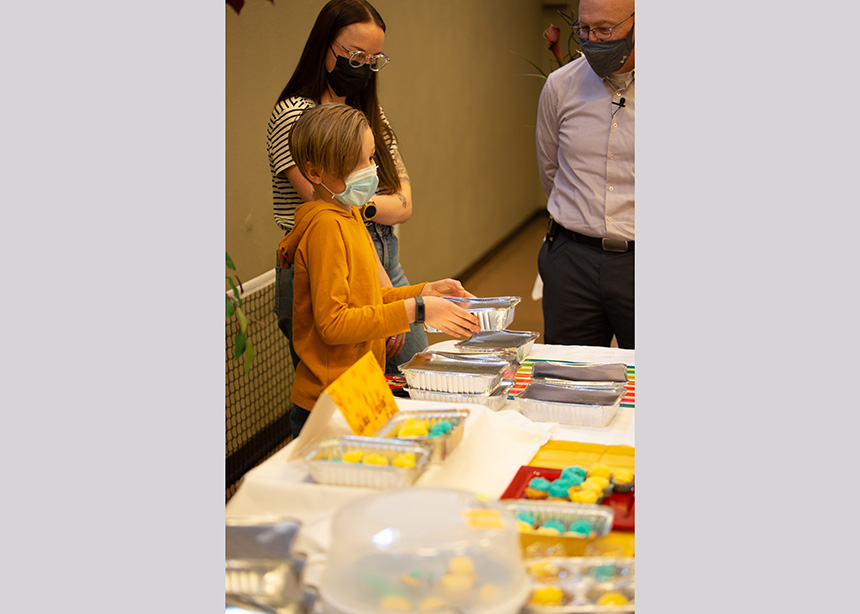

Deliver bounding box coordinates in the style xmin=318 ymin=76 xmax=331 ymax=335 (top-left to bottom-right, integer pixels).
xmin=228 ymin=277 xmax=241 ymax=303
xmin=243 ymin=338 xmax=255 ymax=373
xmin=226 ymin=296 xmax=235 ymax=318
xmin=234 ymin=331 xmax=246 ymax=359
xmin=511 ymin=51 xmax=548 ymax=79
xmin=236 ymin=306 xmax=248 ymax=333
xmin=226 ymin=252 xmax=236 ymax=271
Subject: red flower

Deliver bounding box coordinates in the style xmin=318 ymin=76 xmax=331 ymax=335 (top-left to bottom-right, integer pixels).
xmin=544 ymin=24 xmax=562 ymax=64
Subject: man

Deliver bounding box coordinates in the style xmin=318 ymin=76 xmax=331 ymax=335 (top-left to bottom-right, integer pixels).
xmin=536 ymin=0 xmax=635 ymax=349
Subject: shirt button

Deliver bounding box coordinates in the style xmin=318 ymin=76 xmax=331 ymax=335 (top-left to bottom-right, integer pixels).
xmin=607 ymin=216 xmax=613 ymax=222
xmin=608 ymin=186 xmax=614 ymax=191
xmin=613 ymin=122 xmax=618 ymax=127
xmin=609 ymin=154 xmax=615 ymax=159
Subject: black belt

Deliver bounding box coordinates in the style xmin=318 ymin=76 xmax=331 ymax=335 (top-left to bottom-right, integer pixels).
xmin=547 ymin=216 xmax=633 ymax=253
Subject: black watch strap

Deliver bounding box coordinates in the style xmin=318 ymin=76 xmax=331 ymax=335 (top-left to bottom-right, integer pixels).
xmin=414 ymin=296 xmax=425 ymax=325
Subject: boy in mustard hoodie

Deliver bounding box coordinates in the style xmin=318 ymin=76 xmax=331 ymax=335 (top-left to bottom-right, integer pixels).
xmin=278 ymin=104 xmax=480 ymax=437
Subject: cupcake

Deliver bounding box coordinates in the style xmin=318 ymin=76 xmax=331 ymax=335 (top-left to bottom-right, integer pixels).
xmin=525 ymin=477 xmax=551 ymax=499
xmin=561 ymin=465 xmax=587 ymax=483
xmin=612 ymin=468 xmax=635 ymax=493
xmin=582 ymin=476 xmax=612 ymax=498
xmin=569 ymin=488 xmax=600 ymax=504
xmin=548 ymin=478 xmax=575 ymax=500
xmin=529 ymin=585 xmax=565 ymax=607
xmin=588 ymin=463 xmax=613 ymax=480
xmin=567 ymin=519 xmax=595 ymax=538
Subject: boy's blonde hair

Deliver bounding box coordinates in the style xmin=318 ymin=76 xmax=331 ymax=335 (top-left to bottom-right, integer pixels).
xmin=289 ymin=103 xmax=370 ymax=184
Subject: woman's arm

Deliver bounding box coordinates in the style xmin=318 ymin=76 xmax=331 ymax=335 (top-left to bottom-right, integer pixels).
xmin=368 ymin=148 xmax=412 ymax=226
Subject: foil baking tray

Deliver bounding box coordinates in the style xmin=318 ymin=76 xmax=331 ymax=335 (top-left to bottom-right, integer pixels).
xmin=372 ymin=409 xmax=469 ymax=462
xmin=404 ymin=380 xmax=513 ymax=411
xmin=423 ymin=295 xmax=521 ymax=333
xmin=523 ymin=557 xmax=635 ymax=613
xmin=433 ymin=350 xmax=521 ymax=382
xmin=398 ymin=351 xmax=509 ymax=394
xmin=515 ymin=382 xmax=626 ymax=427
xmin=531 ymin=361 xmax=629 ymax=384
xmin=305 ymin=436 xmax=430 ymax=489
xmin=225 ymin=518 xmax=309 ymax=613
xmin=455 ymin=329 xmax=540 ymax=361
xmin=505 ymin=500 xmax=614 ymax=539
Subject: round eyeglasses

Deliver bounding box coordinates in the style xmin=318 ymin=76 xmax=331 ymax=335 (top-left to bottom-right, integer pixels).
xmin=333 ymin=41 xmax=390 ymax=72
xmin=574 ymin=12 xmax=634 ymax=41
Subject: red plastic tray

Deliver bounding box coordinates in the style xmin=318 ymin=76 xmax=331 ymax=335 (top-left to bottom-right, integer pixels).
xmin=499 ymin=465 xmax=634 ymax=531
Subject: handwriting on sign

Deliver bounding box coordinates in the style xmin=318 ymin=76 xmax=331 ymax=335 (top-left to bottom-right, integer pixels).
xmin=326 ymin=351 xmax=399 ymax=436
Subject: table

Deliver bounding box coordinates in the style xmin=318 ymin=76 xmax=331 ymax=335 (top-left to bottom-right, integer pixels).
xmin=226 ymin=343 xmax=635 ymax=588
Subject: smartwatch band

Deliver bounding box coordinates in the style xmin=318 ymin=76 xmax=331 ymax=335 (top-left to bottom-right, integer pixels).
xmin=414 ymin=296 xmax=425 ymax=325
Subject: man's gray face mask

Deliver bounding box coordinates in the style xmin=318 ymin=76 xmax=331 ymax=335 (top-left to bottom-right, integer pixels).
xmin=580 ymin=23 xmax=634 ymax=78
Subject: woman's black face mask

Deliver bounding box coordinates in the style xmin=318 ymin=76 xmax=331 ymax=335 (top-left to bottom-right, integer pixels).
xmin=326 ymin=55 xmax=372 ymax=97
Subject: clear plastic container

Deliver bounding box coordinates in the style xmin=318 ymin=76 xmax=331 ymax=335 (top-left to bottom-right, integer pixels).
xmin=522 ymin=557 xmax=634 ymax=612
xmin=305 ymin=436 xmax=431 ymax=489
xmin=319 ymin=488 xmax=530 ymax=614
xmin=372 ymin=409 xmax=470 ymax=462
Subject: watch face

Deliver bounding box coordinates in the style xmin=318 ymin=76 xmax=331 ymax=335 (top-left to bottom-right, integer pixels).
xmin=364 ymin=204 xmax=377 ymax=220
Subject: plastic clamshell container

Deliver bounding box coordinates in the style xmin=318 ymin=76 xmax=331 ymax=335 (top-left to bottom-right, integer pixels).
xmin=305 ymin=436 xmax=430 ymax=489
xmin=404 ymin=381 xmax=513 ymax=411
xmin=398 ymin=351 xmax=509 ymax=394
xmin=424 ymin=296 xmax=521 ymax=333
xmin=515 ymin=383 xmax=626 ymax=427
xmin=372 ymin=409 xmax=469 ymax=462
xmin=225 ymin=518 xmax=308 ymax=612
xmin=456 ymin=329 xmax=540 ymax=362
xmin=505 ymin=500 xmax=614 ymax=558
xmin=319 ymin=488 xmax=530 ymax=614
xmin=523 ymin=557 xmax=635 ymax=613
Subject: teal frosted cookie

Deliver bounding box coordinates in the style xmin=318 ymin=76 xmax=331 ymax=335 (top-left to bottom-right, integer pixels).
xmin=428 ymin=420 xmax=454 ymax=438
xmin=525 ymin=477 xmax=551 ymax=499
xmin=567 ymin=519 xmax=594 ymax=537
xmin=561 ymin=465 xmax=587 ymax=484
xmin=548 ymin=478 xmax=575 ymax=500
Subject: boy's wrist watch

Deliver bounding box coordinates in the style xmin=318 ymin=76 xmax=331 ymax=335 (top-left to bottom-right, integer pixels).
xmin=414 ymin=296 xmax=425 ymax=325
xmin=361 ymin=201 xmax=377 ymax=221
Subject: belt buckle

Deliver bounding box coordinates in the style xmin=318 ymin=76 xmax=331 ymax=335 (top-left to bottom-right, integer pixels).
xmin=602 ymin=238 xmax=628 ymax=252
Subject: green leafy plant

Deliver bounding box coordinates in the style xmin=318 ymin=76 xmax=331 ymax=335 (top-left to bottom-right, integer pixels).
xmin=226 ymin=252 xmax=255 ymax=373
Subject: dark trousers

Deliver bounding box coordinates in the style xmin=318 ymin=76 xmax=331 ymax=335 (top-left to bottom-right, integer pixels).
xmin=289 ymin=405 xmax=310 ymax=440
xmin=538 ymin=231 xmax=634 ymax=349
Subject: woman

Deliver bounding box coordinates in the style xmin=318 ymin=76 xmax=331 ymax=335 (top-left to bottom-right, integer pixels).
xmin=268 ymin=0 xmax=428 ymax=375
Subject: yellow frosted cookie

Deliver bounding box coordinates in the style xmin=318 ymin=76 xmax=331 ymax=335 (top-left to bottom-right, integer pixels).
xmin=596 ymin=591 xmax=629 ymax=606
xmin=398 ymin=421 xmax=429 ymax=438
xmin=380 ymin=595 xmax=411 ymax=611
xmin=526 ymin=560 xmax=561 ymax=580
xmin=530 ymin=585 xmax=564 ymax=606
xmin=569 ymin=489 xmax=599 ymax=504
xmin=392 ymin=453 xmax=416 ymax=468
xmin=341 ymin=450 xmax=363 ymax=463
xmin=478 ymin=584 xmax=501 ymax=602
xmin=418 ymin=596 xmax=447 ymax=611
xmin=362 ymin=453 xmax=389 ymax=466
xmin=438 ymin=572 xmax=475 ymax=602
xmin=588 ymin=463 xmax=612 ymax=479
xmin=448 ymin=555 xmax=476 ymax=576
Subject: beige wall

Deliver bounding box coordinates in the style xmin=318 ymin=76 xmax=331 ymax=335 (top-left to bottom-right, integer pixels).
xmin=227 ymin=0 xmax=573 ymax=285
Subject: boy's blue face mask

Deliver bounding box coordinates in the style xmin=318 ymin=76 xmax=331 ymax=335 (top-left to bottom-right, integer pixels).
xmin=323 ymin=164 xmax=379 ymax=209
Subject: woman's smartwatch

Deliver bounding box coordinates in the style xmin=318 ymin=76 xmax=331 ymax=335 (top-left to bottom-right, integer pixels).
xmin=413 ymin=296 xmax=425 ymax=325
xmin=361 ymin=201 xmax=377 ymax=221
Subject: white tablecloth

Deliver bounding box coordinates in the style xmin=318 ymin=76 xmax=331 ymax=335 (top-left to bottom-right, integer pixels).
xmin=225 ymin=343 xmax=635 ymax=588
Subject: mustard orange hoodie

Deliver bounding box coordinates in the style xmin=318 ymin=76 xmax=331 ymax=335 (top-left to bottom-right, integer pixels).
xmin=278 ymin=201 xmax=425 ymax=410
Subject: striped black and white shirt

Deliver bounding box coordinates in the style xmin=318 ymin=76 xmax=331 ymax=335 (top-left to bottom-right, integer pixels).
xmin=267 ymin=96 xmax=398 ymax=233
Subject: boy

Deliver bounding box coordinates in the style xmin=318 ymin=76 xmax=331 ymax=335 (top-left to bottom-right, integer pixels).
xmin=278 ymin=104 xmax=480 ymax=437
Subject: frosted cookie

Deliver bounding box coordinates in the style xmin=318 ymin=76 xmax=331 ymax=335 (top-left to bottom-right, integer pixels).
xmin=596 ymin=591 xmax=629 ymax=606
xmin=362 ymin=453 xmax=389 ymax=466
xmin=380 ymin=595 xmax=411 ymax=611
xmin=341 ymin=450 xmax=363 ymax=463
xmin=391 ymin=453 xmax=417 ymax=468
xmin=530 ymin=585 xmax=564 ymax=606
xmin=525 ymin=477 xmax=551 ymax=499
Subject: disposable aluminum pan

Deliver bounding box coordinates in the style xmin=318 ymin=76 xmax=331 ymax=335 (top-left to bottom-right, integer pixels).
xmin=530 ymin=361 xmax=629 ymax=384
xmin=515 ymin=382 xmax=626 ymax=427
xmin=372 ymin=409 xmax=469 ymax=462
xmin=423 ymin=295 xmax=521 ymax=333
xmin=398 ymin=351 xmax=509 ymax=394
xmin=433 ymin=350 xmax=521 ymax=382
xmin=505 ymin=500 xmax=615 ymax=538
xmin=455 ymin=329 xmax=540 ymax=362
xmin=305 ymin=436 xmax=430 ymax=489
xmin=523 ymin=557 xmax=635 ymax=613
xmin=404 ymin=380 xmax=514 ymax=411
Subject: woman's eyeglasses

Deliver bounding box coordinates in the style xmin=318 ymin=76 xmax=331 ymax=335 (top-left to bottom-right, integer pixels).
xmin=333 ymin=41 xmax=390 ymax=72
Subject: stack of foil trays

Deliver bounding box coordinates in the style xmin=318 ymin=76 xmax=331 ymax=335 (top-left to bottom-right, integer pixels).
xmin=397 ymin=351 xmax=515 ymax=410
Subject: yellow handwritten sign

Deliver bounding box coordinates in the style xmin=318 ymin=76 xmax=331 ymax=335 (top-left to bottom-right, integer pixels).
xmin=325 ymin=351 xmax=399 ymax=436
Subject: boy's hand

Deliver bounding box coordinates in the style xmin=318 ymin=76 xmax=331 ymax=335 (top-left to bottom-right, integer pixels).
xmin=385 ymin=332 xmax=405 ymax=359
xmin=422 ymin=278 xmax=476 ymax=298
xmin=423 ymin=296 xmax=481 ymax=338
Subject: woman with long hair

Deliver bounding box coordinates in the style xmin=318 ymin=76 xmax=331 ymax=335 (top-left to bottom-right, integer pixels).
xmin=268 ymin=0 xmax=428 ymax=375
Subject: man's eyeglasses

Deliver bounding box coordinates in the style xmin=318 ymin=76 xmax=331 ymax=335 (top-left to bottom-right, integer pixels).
xmin=333 ymin=41 xmax=390 ymax=72
xmin=573 ymin=12 xmax=634 ymax=41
